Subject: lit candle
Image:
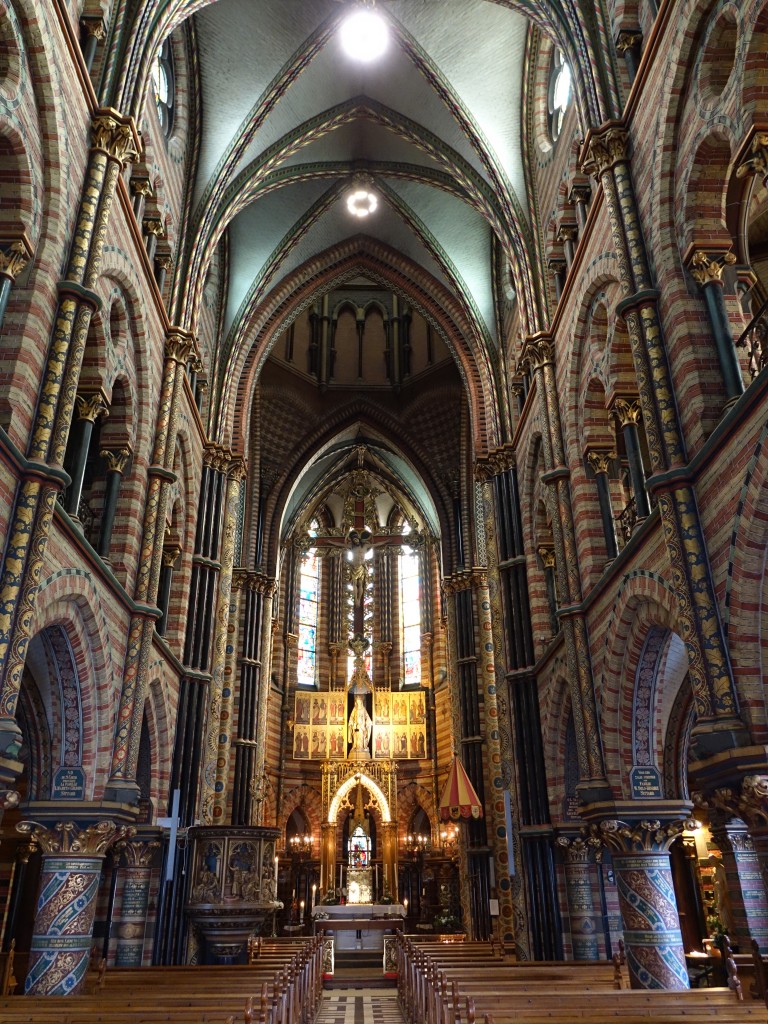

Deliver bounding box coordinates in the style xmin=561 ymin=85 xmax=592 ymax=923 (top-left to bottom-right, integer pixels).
xmin=404 ymin=898 xmax=408 ymax=914
xmin=312 ymin=883 xmax=317 ymax=910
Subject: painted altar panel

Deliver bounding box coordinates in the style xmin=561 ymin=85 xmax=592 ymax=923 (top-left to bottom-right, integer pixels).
xmin=373 ymin=691 xmax=426 ymax=759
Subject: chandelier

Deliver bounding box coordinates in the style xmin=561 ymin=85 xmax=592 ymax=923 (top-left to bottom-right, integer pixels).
xmin=346 ymin=174 xmax=378 ymax=219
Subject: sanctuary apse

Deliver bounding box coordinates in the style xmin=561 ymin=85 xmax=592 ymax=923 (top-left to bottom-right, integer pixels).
xmin=2 ymin=0 xmax=768 ymax=1003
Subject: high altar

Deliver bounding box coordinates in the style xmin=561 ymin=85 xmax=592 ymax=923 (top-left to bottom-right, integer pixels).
xmin=311 ymin=902 xmax=406 ymax=950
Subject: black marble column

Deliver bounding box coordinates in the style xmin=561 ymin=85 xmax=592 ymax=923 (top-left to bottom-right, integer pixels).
xmin=586 ymin=450 xmax=618 ymax=560
xmin=688 ymin=249 xmax=744 ymax=404
xmin=612 ymin=399 xmax=651 ymax=520
xmin=97 ymin=446 xmax=131 ymax=559
xmin=65 ymin=391 xmax=109 ymax=518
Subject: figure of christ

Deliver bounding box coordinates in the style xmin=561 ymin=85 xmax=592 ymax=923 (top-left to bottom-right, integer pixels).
xmin=348 ymin=694 xmax=373 ymax=756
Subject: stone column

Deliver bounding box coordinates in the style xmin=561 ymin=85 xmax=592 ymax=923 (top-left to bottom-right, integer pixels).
xmin=0 ymin=237 xmax=33 ymax=331
xmin=0 ymin=110 xmax=139 ymax=759
xmin=97 ymin=446 xmax=131 ymax=559
xmin=615 ymin=30 xmax=643 ymax=84
xmin=548 ymin=255 xmax=566 ymax=301
xmin=581 ymin=123 xmax=747 ymax=756
xmin=17 ymin=820 xmax=132 ymax=995
xmin=586 ymin=450 xmax=618 ymax=559
xmin=687 ymin=249 xmax=744 ymax=404
xmin=156 ymin=542 xmax=181 ymax=636
xmin=597 ymin=813 xmax=693 ymax=989
xmin=155 ymin=253 xmax=173 ymax=296
xmin=106 ymin=328 xmax=194 ymax=802
xmin=556 ymin=833 xmax=604 ymax=959
xmin=65 ymin=391 xmax=109 ymax=517
xmin=320 ymin=821 xmax=335 ymax=898
xmin=709 ymin=817 xmax=768 ymax=949
xmin=519 ymin=335 xmax=609 ymax=799
xmin=612 ymin=398 xmax=651 ymax=520
xmin=142 ymin=218 xmax=164 ymax=263
xmin=113 ymin=839 xmax=160 ymax=966
xmin=80 ymin=16 xmax=106 ymax=73
xmin=381 ymin=821 xmax=399 ymax=901
xmin=537 ymin=545 xmax=559 ymax=635
xmin=130 ymin=177 xmax=152 ymax=222
xmin=568 ymin=184 xmax=591 ymax=235
xmin=558 ymin=225 xmax=578 ymax=270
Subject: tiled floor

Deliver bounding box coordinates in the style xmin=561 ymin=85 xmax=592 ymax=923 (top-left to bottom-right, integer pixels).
xmin=316 ymin=989 xmax=405 ymax=1024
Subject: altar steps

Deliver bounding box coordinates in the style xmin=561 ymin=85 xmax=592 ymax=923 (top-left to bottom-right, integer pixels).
xmin=326 ymin=951 xmax=396 ymax=990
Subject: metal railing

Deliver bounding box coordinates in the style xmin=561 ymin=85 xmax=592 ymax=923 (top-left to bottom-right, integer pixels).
xmin=735 ymin=297 xmax=768 ymax=380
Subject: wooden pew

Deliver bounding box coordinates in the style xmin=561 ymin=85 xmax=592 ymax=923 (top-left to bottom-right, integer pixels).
xmin=0 ymin=934 xmax=323 ymax=1024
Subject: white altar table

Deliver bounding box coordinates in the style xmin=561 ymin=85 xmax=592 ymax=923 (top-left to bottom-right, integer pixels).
xmin=311 ymin=903 xmax=406 ymax=950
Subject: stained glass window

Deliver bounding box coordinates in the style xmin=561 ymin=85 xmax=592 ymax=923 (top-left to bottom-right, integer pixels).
xmin=548 ymin=49 xmax=572 ymax=143
xmin=151 ymin=38 xmax=175 ymax=138
xmin=400 ymin=546 xmax=421 ymax=687
xmin=297 ymin=546 xmax=320 ymax=687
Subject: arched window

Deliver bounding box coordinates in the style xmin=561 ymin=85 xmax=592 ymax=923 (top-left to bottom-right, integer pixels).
xmin=547 ymin=48 xmax=572 ymax=143
xmin=151 ymin=37 xmax=175 ymax=138
xmin=297 ymin=539 xmax=320 ymax=687
xmin=400 ymin=545 xmax=421 ymax=687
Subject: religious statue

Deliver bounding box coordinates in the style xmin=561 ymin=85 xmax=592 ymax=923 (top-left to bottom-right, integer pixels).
xmin=708 ymin=854 xmax=736 ymax=936
xmin=348 ymin=694 xmax=372 ymax=755
xmin=347 ymin=529 xmax=372 ymax=606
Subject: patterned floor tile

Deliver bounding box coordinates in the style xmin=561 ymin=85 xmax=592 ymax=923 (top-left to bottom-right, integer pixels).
xmin=316 ymin=988 xmax=405 ymax=1024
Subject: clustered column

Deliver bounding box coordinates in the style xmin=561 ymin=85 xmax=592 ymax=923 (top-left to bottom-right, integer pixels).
xmin=581 ymin=123 xmax=746 ymax=751
xmin=0 ymin=110 xmax=139 ymax=759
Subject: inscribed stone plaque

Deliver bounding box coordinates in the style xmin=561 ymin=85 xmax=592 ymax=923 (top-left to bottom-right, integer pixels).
xmin=629 ymin=765 xmax=662 ymax=800
xmin=52 ymin=767 xmax=86 ymax=800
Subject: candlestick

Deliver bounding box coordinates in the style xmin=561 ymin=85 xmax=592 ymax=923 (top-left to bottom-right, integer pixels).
xmin=312 ymin=883 xmax=317 ymax=910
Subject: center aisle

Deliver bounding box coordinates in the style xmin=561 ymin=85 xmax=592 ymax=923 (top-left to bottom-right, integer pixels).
xmin=315 ymin=989 xmax=406 ymax=1024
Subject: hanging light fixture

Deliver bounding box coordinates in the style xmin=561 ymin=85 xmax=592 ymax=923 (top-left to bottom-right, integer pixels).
xmin=346 ymin=173 xmax=378 ymax=219
xmin=339 ymin=1 xmax=389 ymax=63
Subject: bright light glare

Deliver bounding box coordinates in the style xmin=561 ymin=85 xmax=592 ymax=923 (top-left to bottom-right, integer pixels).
xmin=340 ymin=8 xmax=389 ymax=63
xmin=346 ymin=188 xmax=378 ymax=218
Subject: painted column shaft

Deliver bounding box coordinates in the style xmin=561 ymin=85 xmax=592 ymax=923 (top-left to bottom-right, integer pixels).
xmin=612 ymin=852 xmax=688 ymax=990
xmin=114 ymin=865 xmax=152 ymax=966
xmin=712 ymin=824 xmax=768 ymax=947
xmin=563 ymin=857 xmax=601 ymax=959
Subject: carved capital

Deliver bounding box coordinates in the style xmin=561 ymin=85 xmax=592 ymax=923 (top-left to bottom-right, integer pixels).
xmin=143 ymin=218 xmax=165 ymax=239
xmin=556 ymin=832 xmax=602 ymax=863
xmin=91 ymin=109 xmax=140 ymax=166
xmin=586 ymin=449 xmax=616 ymax=476
xmin=156 ymin=253 xmax=174 ymax=272
xmin=568 ymin=183 xmax=592 ymax=207
xmin=520 ymin=333 xmax=554 ymax=372
xmin=557 ymin=224 xmax=578 ymax=244
xmin=116 ymin=839 xmax=160 ymax=868
xmin=285 ymin=632 xmax=299 ymax=650
xmin=75 ymin=390 xmax=109 ymax=423
xmin=739 ymin=775 xmax=768 ymax=831
xmin=615 ymin=29 xmax=642 ymax=55
xmin=736 ymin=131 xmax=768 ymax=182
xmin=162 ymin=543 xmax=182 ymax=569
xmin=100 ymin=446 xmax=132 ymax=474
xmin=474 ymin=442 xmax=516 ymax=481
xmin=165 ymin=328 xmax=195 ymax=365
xmin=580 ymin=123 xmax=630 ymax=179
xmin=130 ymin=176 xmax=153 ymax=199
xmin=598 ymin=817 xmax=694 ymax=854
xmin=16 ymin=820 xmax=135 ymax=856
xmin=228 ymin=455 xmax=247 ymax=482
xmin=442 ymin=567 xmax=488 ymax=595
xmin=688 ymin=248 xmax=736 ymax=286
xmin=204 ymin=443 xmax=231 ymax=473
xmin=612 ymin=397 xmax=642 ymax=427
xmin=0 ymin=237 xmax=34 ymax=280
xmin=81 ymin=16 xmax=106 ymax=40
xmin=546 ymin=255 xmax=566 ymax=275
xmin=537 ymin=545 xmax=556 ymax=569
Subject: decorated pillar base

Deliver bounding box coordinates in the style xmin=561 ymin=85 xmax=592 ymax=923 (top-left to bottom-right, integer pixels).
xmin=114 ymin=838 xmax=160 ymax=966
xmin=556 ymin=833 xmax=604 ymax=960
xmin=17 ymin=820 xmax=133 ymax=995
xmin=585 ymin=804 xmax=694 ymax=990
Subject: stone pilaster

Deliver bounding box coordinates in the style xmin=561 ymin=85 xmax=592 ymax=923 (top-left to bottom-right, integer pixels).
xmin=17 ymin=820 xmax=133 ymax=994
xmin=106 ymin=328 xmax=194 ymax=802
xmin=556 ymin=833 xmax=604 ymax=959
xmin=581 ymin=122 xmax=747 ymax=757
xmin=0 ymin=110 xmax=139 ymax=759
xmin=113 ymin=839 xmax=160 ymax=966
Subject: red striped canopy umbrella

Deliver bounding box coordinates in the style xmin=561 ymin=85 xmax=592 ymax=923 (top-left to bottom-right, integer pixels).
xmin=438 ymin=756 xmax=484 ymax=821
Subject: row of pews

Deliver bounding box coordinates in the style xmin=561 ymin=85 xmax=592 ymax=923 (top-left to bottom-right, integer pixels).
xmin=396 ymin=935 xmax=768 ymax=1024
xmin=0 ymin=935 xmax=323 ymax=1024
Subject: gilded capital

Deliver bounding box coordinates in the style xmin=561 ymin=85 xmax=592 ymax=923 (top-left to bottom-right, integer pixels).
xmin=143 ymin=218 xmax=165 ymax=239
xmin=156 ymin=253 xmax=174 ymax=271
xmin=556 ymin=224 xmax=578 ymax=244
xmin=91 ymin=109 xmax=140 ymax=166
xmin=130 ymin=177 xmax=153 ymax=199
xmin=736 ymin=132 xmax=768 ymax=182
xmin=75 ymin=391 xmax=109 ymax=423
xmin=688 ymin=249 xmax=736 ymax=286
xmin=16 ymin=819 xmax=135 ymax=856
xmin=568 ymin=183 xmax=591 ymax=207
xmin=520 ymin=334 xmax=554 ymax=372
xmin=555 ymin=832 xmax=602 ymax=863
xmin=615 ymin=29 xmax=642 ymax=55
xmin=81 ymin=16 xmax=106 ymax=41
xmin=100 ymin=446 xmax=132 ymax=474
xmin=580 ymin=123 xmax=630 ymax=179
xmin=537 ymin=545 xmax=556 ymax=569
xmin=116 ymin=839 xmax=161 ymax=868
xmin=612 ymin=398 xmax=642 ymax=427
xmin=598 ymin=817 xmax=694 ymax=854
xmin=0 ymin=237 xmax=34 ymax=280
xmin=228 ymin=455 xmax=247 ymax=482
xmin=165 ymin=328 xmax=195 ymax=364
xmin=162 ymin=543 xmax=182 ymax=569
xmin=474 ymin=442 xmax=516 ymax=481
xmin=586 ymin=449 xmax=615 ymax=476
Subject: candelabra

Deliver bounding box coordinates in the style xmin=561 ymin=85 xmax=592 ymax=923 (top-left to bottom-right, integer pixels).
xmin=404 ymin=832 xmax=430 ymax=860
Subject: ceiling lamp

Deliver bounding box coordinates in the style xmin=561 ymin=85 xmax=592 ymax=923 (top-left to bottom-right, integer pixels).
xmin=340 ymin=3 xmax=389 ymax=63
xmin=346 ymin=175 xmax=378 ymax=218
